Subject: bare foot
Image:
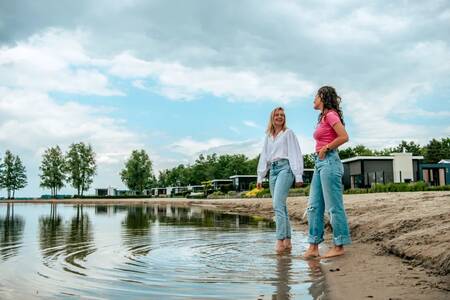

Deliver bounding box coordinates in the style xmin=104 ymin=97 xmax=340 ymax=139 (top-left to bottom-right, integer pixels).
xmin=303 ymin=245 xmax=319 ymax=259
xmin=275 ymin=240 xmax=286 ymax=253
xmin=322 ymin=246 xmax=344 ymax=258
xmin=283 ymin=239 xmax=292 ymax=250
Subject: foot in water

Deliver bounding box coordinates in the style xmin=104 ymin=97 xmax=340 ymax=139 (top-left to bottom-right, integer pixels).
xmin=303 ymin=244 xmax=319 ymax=259
xmin=283 ymin=239 xmax=292 ymax=250
xmin=275 ymin=240 xmax=286 ymax=253
xmin=322 ymin=246 xmax=345 ymax=258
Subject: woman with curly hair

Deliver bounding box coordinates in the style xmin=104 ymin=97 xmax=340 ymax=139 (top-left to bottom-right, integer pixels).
xmin=304 ymin=86 xmax=351 ymax=259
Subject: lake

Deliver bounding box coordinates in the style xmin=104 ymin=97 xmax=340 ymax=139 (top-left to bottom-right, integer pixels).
xmin=0 ymin=203 xmax=324 ymax=299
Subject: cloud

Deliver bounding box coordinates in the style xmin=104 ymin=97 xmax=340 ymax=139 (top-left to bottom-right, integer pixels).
xmin=109 ymin=52 xmax=316 ymax=102
xmin=0 ymin=28 xmax=122 ymax=96
xmin=243 ymin=120 xmax=260 ymax=128
xmin=170 ymin=137 xmax=236 ymax=157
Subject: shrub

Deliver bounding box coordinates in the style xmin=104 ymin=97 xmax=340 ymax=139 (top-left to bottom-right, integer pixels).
xmin=345 ymin=181 xmax=450 ymax=194
xmin=288 ymin=185 xmax=310 ymax=196
xmin=243 ymin=187 xmax=271 ymax=198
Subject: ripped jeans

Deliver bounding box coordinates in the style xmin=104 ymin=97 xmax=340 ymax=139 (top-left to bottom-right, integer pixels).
xmin=307 ymin=150 xmax=351 ymax=246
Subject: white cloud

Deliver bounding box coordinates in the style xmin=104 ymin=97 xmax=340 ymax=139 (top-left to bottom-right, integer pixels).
xmin=229 ymin=126 xmax=240 ymax=134
xmin=243 ymin=120 xmax=259 ymax=128
xmin=0 ymin=28 xmax=122 ymax=96
xmin=169 ymin=137 xmax=235 ymax=157
xmin=108 ymin=52 xmax=316 ymax=102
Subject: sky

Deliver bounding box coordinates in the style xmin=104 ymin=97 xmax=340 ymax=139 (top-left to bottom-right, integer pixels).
xmin=0 ymin=0 xmax=449 ymax=197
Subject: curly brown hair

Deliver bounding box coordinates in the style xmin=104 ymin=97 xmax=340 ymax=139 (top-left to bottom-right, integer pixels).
xmin=316 ymin=86 xmax=345 ymax=125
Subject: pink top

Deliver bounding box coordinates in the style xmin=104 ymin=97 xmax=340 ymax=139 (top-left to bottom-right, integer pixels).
xmin=313 ymin=110 xmax=341 ymax=152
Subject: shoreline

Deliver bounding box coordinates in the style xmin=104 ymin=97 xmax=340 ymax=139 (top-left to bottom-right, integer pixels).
xmin=2 ymin=191 xmax=449 ymax=299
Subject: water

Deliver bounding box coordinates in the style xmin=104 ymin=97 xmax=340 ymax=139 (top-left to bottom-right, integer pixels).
xmin=0 ymin=203 xmax=325 ymax=299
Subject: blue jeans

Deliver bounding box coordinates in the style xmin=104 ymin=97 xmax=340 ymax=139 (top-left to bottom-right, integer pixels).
xmin=269 ymin=159 xmax=294 ymax=240
xmin=307 ymin=150 xmax=351 ymax=246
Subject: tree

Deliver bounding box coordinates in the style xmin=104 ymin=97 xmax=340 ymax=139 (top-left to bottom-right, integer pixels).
xmin=120 ymin=149 xmax=154 ymax=194
xmin=12 ymin=155 xmax=27 ymax=198
xmin=65 ymin=142 xmax=97 ymax=197
xmin=338 ymin=147 xmax=356 ymax=160
xmin=303 ymin=154 xmax=315 ymax=169
xmin=423 ymin=138 xmax=450 ymax=163
xmin=40 ymin=146 xmax=66 ymax=198
xmin=392 ymin=140 xmax=423 ymax=156
xmin=0 ymin=150 xmax=27 ymax=199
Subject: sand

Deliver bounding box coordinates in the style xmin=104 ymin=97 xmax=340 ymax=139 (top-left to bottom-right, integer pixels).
xmin=6 ymin=191 xmax=450 ymax=299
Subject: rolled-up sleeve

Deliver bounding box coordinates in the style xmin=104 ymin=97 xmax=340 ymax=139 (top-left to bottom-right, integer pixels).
xmin=286 ymin=130 xmax=304 ymax=183
xmin=257 ymin=136 xmax=269 ymax=183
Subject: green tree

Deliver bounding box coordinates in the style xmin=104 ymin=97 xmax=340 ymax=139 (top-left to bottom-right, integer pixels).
xmin=392 ymin=140 xmax=423 ymax=156
xmin=303 ymin=154 xmax=315 ymax=169
xmin=338 ymin=147 xmax=356 ymax=159
xmin=66 ymin=142 xmax=97 ymax=197
xmin=424 ymin=138 xmax=450 ymax=163
xmin=40 ymin=146 xmax=66 ymax=198
xmin=120 ymin=149 xmax=155 ymax=194
xmin=0 ymin=151 xmax=27 ymax=199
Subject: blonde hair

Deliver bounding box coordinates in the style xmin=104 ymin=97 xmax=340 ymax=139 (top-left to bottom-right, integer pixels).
xmin=266 ymin=107 xmax=287 ymax=136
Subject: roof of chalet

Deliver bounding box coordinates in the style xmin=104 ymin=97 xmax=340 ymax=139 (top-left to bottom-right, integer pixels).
xmin=341 ymin=155 xmax=424 ymax=163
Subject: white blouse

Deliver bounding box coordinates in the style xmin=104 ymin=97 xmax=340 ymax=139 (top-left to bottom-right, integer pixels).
xmin=257 ymin=128 xmax=304 ymax=183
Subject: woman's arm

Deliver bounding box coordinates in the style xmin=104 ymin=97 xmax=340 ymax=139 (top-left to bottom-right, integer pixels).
xmin=286 ymin=130 xmax=304 ymax=187
xmin=256 ymin=136 xmax=269 ymax=188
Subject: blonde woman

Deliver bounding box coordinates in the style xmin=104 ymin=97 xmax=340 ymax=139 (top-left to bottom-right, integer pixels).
xmin=257 ymin=107 xmax=304 ymax=253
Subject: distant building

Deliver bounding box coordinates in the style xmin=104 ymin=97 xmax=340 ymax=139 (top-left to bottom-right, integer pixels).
xmin=187 ymin=185 xmax=205 ymax=193
xmin=303 ymin=168 xmax=314 ymax=184
xmin=166 ymin=186 xmax=188 ymax=197
xmin=229 ymin=175 xmax=257 ymax=192
xmin=151 ymin=187 xmax=167 ymax=197
xmin=95 ymin=187 xmax=117 ymax=196
xmin=210 ymin=179 xmax=233 ymax=191
xmin=419 ymin=161 xmax=450 ymax=186
xmin=341 ymin=152 xmax=424 ymax=189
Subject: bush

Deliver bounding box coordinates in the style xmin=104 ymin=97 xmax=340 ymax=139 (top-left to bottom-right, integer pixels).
xmin=249 ymin=181 xmax=269 ymax=190
xmin=344 ymin=188 xmax=369 ymax=194
xmin=187 ymin=193 xmax=207 ymax=199
xmin=288 ymin=185 xmax=310 ymax=196
xmin=227 ymin=190 xmax=238 ymax=197
xmin=344 ymin=181 xmax=450 ymax=194
xmin=243 ymin=188 xmax=271 ymax=198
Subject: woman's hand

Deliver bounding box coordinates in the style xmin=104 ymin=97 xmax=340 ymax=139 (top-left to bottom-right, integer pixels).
xmin=256 ymin=183 xmax=263 ymax=189
xmin=318 ymin=146 xmax=328 ymax=159
xmin=295 ymin=182 xmax=304 ymax=188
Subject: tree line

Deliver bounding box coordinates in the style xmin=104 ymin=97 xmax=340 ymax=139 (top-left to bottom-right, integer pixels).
xmin=0 ymin=137 xmax=449 ymax=198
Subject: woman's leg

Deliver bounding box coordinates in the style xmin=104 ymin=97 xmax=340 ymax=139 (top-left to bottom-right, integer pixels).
xmin=304 ymin=167 xmax=325 ymax=258
xmin=320 ymin=160 xmax=351 ymax=258
xmin=272 ymin=167 xmax=294 ymax=250
xmin=270 ymin=168 xmax=284 ymax=252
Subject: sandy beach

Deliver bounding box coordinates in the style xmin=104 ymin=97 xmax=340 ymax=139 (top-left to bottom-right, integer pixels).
xmin=6 ymin=191 xmax=450 ymax=299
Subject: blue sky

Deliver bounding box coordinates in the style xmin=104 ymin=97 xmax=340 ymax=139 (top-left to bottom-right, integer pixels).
xmin=0 ymin=0 xmax=449 ymax=197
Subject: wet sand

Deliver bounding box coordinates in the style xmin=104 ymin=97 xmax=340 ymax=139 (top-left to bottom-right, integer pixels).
xmin=6 ymin=191 xmax=450 ymax=299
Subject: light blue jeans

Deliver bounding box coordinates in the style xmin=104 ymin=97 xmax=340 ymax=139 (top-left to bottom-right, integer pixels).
xmin=307 ymin=150 xmax=351 ymax=246
xmin=269 ymin=159 xmax=294 ymax=240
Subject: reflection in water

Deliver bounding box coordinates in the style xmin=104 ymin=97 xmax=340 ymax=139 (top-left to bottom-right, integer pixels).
xmin=121 ymin=204 xmax=274 ymax=228
xmin=122 ymin=206 xmax=152 ymax=256
xmin=307 ymin=258 xmax=326 ymax=299
xmin=0 ymin=204 xmax=324 ymax=299
xmin=273 ymin=254 xmax=293 ymax=300
xmin=0 ymin=204 xmax=25 ymax=261
xmin=64 ymin=205 xmax=95 ymax=275
xmin=39 ymin=204 xmax=65 ymax=261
